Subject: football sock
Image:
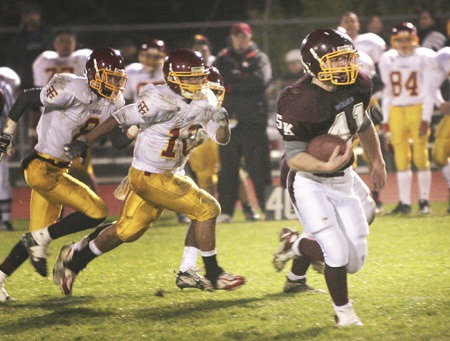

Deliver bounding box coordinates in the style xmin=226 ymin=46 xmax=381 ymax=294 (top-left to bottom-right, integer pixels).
xmin=417 ymin=169 xmax=431 ymax=200
xmin=67 ymin=242 xmax=98 ymax=274
xmin=287 ymin=272 xmax=306 ymax=281
xmin=202 ymin=253 xmax=223 ymax=285
xmin=397 ymin=170 xmax=412 ymax=205
xmin=325 ymin=265 xmax=348 ymax=307
xmin=0 ymin=199 xmax=12 ymax=223
xmin=290 ymin=255 xmax=312 ymax=277
xmin=0 ymin=241 xmax=29 ymax=276
xmin=47 ymin=211 xmax=106 ymax=239
xmin=179 ymin=246 xmax=200 ymax=272
xmin=441 ymin=162 xmax=450 ymax=186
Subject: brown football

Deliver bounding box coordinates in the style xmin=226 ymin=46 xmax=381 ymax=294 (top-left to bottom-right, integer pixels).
xmin=307 ymin=134 xmax=347 ymax=161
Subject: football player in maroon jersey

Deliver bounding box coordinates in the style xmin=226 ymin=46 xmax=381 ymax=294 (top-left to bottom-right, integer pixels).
xmin=275 ymin=28 xmax=386 ymax=326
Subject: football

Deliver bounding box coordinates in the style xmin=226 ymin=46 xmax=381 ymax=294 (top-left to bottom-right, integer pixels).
xmin=307 ymin=134 xmax=347 ymax=161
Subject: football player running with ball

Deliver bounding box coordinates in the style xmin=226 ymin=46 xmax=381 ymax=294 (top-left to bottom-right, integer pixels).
xmin=56 ymin=48 xmax=245 ymax=294
xmin=275 ymin=29 xmax=386 ymax=326
xmin=0 ymin=48 xmax=128 ymax=301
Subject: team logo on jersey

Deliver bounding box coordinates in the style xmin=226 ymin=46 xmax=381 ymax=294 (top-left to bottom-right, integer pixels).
xmin=45 ymin=85 xmax=58 ymax=99
xmin=138 ymin=100 xmax=149 ymax=116
xmin=276 ymin=113 xmax=294 ymax=136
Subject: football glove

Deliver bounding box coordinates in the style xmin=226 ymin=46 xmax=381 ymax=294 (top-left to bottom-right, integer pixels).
xmin=64 ymin=137 xmax=89 ymax=160
xmin=0 ymin=131 xmax=13 ymax=161
xmin=212 ymin=107 xmax=229 ymax=127
xmin=368 ymin=105 xmax=383 ymax=126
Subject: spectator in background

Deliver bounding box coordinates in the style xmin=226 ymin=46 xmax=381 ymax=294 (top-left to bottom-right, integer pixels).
xmin=6 ymin=4 xmax=53 ymax=90
xmin=213 ymin=22 xmax=272 ymax=223
xmin=366 ymin=14 xmax=389 ymax=44
xmin=0 ymin=67 xmax=21 ymax=231
xmin=339 ymin=11 xmax=386 ymax=66
xmin=279 ymin=49 xmax=305 ymax=88
xmin=189 ymin=36 xmax=260 ymax=221
xmin=417 ymin=9 xmax=447 ymax=52
xmin=190 ymin=34 xmax=216 ymax=66
xmin=115 ymin=38 xmax=139 ymax=66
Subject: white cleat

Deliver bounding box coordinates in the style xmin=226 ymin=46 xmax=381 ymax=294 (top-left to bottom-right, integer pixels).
xmin=0 ymin=283 xmax=12 ymax=302
xmin=215 ymin=272 xmax=246 ymax=290
xmin=334 ymin=304 xmax=363 ymax=327
xmin=21 ymin=232 xmax=49 ymax=277
xmin=273 ymin=227 xmax=299 ymax=271
xmin=53 ymin=244 xmax=77 ymax=295
xmin=176 ymin=267 xmax=214 ymax=292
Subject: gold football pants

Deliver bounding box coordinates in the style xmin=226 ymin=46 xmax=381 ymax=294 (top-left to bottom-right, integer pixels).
xmin=188 ymin=139 xmax=219 ymax=193
xmin=24 ymin=157 xmax=107 ymax=232
xmin=389 ymin=104 xmax=430 ymax=171
xmin=115 ymin=166 xmax=220 ymax=242
xmin=432 ymin=114 xmax=450 ymax=167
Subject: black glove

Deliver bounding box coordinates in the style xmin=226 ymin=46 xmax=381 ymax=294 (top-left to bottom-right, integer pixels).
xmin=64 ymin=137 xmax=89 ymax=160
xmin=0 ymin=131 xmax=13 ymax=159
xmin=369 ymin=105 xmax=383 ymax=125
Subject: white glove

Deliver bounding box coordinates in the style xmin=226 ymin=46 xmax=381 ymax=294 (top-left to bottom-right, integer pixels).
xmin=212 ymin=107 xmax=229 ymax=127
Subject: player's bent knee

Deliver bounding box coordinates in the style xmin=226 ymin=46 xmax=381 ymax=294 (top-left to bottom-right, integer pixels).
xmin=85 ymin=198 xmax=108 ymax=220
xmin=191 ymin=192 xmax=221 ymax=221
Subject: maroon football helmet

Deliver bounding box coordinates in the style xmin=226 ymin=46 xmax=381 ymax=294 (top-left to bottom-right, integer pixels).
xmin=390 ymin=22 xmax=418 ymax=56
xmin=208 ymin=66 xmax=225 ymax=106
xmin=138 ymin=39 xmax=168 ymax=71
xmin=163 ymin=48 xmax=209 ymax=100
xmin=300 ymin=28 xmax=359 ymax=85
xmin=85 ymin=47 xmax=127 ymax=100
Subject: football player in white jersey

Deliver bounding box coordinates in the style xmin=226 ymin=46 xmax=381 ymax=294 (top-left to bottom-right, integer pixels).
xmin=123 ymin=39 xmax=167 ymax=104
xmin=55 ymin=48 xmax=246 ymax=295
xmin=428 ymin=47 xmax=450 ymax=213
xmin=31 ymin=28 xmax=97 ymax=192
xmin=0 ymin=67 xmax=21 ymax=231
xmin=339 ymin=11 xmax=386 ymax=65
xmin=0 ymin=47 xmax=127 ymax=301
xmin=379 ymin=22 xmax=439 ymax=214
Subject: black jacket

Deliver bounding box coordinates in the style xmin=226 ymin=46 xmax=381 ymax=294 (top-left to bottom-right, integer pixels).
xmin=213 ymin=43 xmax=272 ymax=127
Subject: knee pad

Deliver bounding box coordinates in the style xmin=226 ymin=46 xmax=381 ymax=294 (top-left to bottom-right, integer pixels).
xmin=314 ymin=227 xmax=349 ymax=268
xmin=194 ymin=192 xmax=221 ymax=221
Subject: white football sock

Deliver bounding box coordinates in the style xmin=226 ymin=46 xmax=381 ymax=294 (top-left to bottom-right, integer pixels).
xmin=0 ymin=270 xmax=8 ymax=284
xmin=31 ymin=228 xmax=52 ymax=246
xmin=441 ymin=162 xmax=450 ymax=188
xmin=417 ymin=169 xmax=431 ymax=201
xmin=287 ymin=272 xmax=306 ymax=281
xmin=89 ymin=240 xmax=103 ymax=256
xmin=397 ymin=170 xmax=412 ymax=205
xmin=179 ymin=246 xmax=200 ymax=272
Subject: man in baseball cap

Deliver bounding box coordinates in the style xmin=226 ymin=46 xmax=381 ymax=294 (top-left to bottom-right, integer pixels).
xmin=231 ymin=22 xmax=253 ymax=37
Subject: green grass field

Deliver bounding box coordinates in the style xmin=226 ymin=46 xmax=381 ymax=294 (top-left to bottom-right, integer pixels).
xmin=0 ymin=203 xmax=449 ymax=340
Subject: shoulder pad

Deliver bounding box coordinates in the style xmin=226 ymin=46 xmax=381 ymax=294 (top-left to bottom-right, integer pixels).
xmin=48 ymin=74 xmax=93 ymax=104
xmin=73 ymin=49 xmax=92 ymax=58
xmin=139 ymin=84 xmax=180 ymax=110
